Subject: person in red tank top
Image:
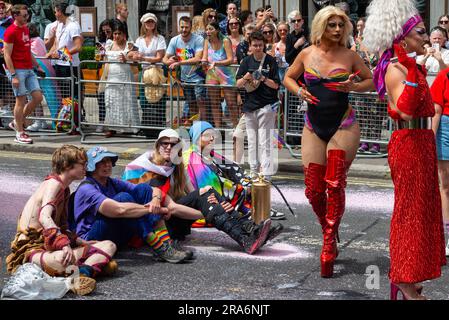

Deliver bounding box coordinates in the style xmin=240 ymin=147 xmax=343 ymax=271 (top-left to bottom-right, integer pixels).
xmin=3 ymin=4 xmax=44 ymax=144
xmin=364 ymin=0 xmax=446 ymax=300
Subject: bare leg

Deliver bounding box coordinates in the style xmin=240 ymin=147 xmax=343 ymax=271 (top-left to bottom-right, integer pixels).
xmin=224 ymin=88 xmax=239 ymax=127
xmin=13 ymin=96 xmax=27 ymax=132
xmin=208 ymin=87 xmax=222 ymax=127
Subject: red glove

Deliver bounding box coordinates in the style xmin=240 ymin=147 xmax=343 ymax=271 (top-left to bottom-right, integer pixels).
xmin=394 ymin=44 xmax=419 ymax=116
xmin=43 ymin=228 xmax=71 ymax=251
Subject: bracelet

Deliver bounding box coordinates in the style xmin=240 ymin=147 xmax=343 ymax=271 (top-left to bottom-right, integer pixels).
xmin=10 ymin=73 xmax=16 ymax=77
xmin=402 ymin=80 xmax=418 ymax=88
xmin=297 ymin=87 xmax=303 ymax=97
xmin=152 ymin=195 xmax=161 ymax=200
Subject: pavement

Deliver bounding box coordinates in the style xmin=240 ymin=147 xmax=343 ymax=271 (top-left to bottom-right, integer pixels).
xmin=0 ymin=126 xmax=391 ymax=180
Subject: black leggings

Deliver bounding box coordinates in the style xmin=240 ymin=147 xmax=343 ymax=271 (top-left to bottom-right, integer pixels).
xmin=166 ymin=189 xmax=226 ymax=240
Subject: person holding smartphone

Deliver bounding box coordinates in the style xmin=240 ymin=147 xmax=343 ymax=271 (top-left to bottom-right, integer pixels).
xmin=417 ymin=26 xmax=449 ymax=73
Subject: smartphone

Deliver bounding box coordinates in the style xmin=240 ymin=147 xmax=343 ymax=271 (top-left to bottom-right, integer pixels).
xmin=432 ymin=43 xmax=440 ymax=51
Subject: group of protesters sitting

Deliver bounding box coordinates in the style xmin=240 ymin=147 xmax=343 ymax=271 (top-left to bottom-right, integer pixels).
xmin=5 ymin=121 xmax=283 ymax=296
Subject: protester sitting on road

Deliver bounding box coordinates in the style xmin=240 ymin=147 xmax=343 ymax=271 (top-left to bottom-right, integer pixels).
xmin=5 ymin=145 xmax=117 ymax=296
xmin=122 ymin=128 xmax=282 ymax=254
xmin=184 ymin=121 xmax=287 ymax=222
xmin=71 ymin=146 xmax=202 ymax=263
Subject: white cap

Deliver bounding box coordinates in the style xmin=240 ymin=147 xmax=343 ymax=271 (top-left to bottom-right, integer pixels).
xmin=157 ymin=129 xmax=179 ymax=141
xmin=140 ymin=12 xmax=158 ymax=24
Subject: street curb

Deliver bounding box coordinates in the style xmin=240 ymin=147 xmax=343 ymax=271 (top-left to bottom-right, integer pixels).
xmin=0 ymin=142 xmax=392 ymax=180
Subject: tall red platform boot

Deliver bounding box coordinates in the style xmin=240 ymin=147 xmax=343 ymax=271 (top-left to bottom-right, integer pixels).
xmin=321 ymin=149 xmax=348 ymax=278
xmin=304 ymin=163 xmax=327 ymax=232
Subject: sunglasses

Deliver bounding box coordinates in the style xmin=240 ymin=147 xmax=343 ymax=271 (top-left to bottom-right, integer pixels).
xmin=440 ymin=20 xmax=449 ymax=24
xmin=160 ymin=141 xmax=177 ymax=148
xmin=19 ymin=13 xmax=29 ymax=18
xmin=328 ymin=22 xmax=345 ymax=29
xmin=291 ymin=19 xmax=302 ymax=23
xmin=208 ymin=15 xmax=217 ymax=20
xmin=229 ymin=22 xmax=240 ymax=26
xmin=263 ymin=30 xmax=274 ymax=35
xmin=278 ymin=29 xmax=288 ymax=33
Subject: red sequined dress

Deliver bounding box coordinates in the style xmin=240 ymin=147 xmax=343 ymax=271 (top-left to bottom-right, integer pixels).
xmin=387 ymin=61 xmax=446 ymax=283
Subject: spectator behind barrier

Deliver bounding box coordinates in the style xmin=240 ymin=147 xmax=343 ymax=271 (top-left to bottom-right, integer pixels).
xmin=239 ymin=10 xmax=253 ymax=26
xmin=227 ymin=17 xmax=243 ymax=64
xmin=133 ymin=12 xmax=167 ymax=129
xmin=236 ymin=23 xmax=255 ymax=64
xmin=102 ymin=19 xmax=140 ymax=137
xmin=163 ymin=16 xmax=206 ymax=123
xmin=417 ymin=26 xmax=449 ymax=74
xmin=202 ymin=20 xmax=238 ymax=128
xmin=285 ymin=10 xmax=309 ymax=65
xmin=219 ymin=2 xmax=239 ymax=36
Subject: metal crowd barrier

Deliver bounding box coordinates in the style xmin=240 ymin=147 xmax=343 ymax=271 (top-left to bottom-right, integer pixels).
xmin=283 ymin=90 xmax=392 ymax=159
xmin=78 ymin=60 xmax=170 ymax=144
xmin=0 ymin=58 xmax=75 ymax=136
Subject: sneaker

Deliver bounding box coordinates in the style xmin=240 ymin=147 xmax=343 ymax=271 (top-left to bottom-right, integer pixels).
xmin=171 ymin=239 xmax=195 ymax=260
xmin=369 ymin=143 xmax=381 ymax=153
xmin=69 ymin=275 xmax=96 ymax=296
xmin=14 ymin=132 xmax=33 ymax=144
xmin=446 ymin=240 xmax=449 ymax=257
xmin=8 ymin=120 xmax=16 ymax=132
xmin=39 ymin=121 xmax=48 ymax=130
xmin=270 ymin=209 xmax=286 ymax=220
xmin=26 ymin=122 xmax=41 ymax=132
xmin=358 ymin=142 xmax=369 ymax=152
xmin=241 ymin=219 xmax=272 ymax=255
xmin=152 ymin=241 xmax=189 ymax=263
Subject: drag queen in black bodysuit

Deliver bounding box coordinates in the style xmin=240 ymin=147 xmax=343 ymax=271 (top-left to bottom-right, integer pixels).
xmin=283 ymin=6 xmax=374 ymax=278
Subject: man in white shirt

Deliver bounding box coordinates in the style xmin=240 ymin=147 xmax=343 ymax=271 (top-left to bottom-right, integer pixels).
xmin=417 ymin=26 xmax=449 ymax=74
xmin=46 ymin=2 xmax=82 ymax=97
xmin=43 ymin=20 xmax=58 ymax=51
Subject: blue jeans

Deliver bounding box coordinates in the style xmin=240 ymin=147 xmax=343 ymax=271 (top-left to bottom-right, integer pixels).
xmin=9 ymin=69 xmax=41 ymax=97
xmin=86 ymin=184 xmax=161 ymax=247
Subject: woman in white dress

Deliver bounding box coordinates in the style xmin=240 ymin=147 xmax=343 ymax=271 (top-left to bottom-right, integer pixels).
xmin=104 ymin=19 xmax=140 ymax=137
xmin=133 ymin=13 xmax=167 ymax=129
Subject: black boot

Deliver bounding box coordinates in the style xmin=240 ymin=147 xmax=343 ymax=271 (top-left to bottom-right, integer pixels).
xmin=205 ymin=205 xmax=272 ymax=254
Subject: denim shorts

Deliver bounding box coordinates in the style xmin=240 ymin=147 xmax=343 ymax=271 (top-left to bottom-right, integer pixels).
xmin=183 ymin=80 xmax=207 ymax=102
xmin=9 ymin=69 xmax=41 ymax=97
xmin=436 ymin=115 xmax=449 ymax=160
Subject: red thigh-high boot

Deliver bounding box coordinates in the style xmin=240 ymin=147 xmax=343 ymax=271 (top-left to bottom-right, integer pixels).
xmin=321 ymin=149 xmax=348 ymax=278
xmin=304 ymin=163 xmax=328 ymax=232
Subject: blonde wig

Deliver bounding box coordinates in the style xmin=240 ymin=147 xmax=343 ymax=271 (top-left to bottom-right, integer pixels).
xmin=310 ymin=6 xmax=352 ymax=47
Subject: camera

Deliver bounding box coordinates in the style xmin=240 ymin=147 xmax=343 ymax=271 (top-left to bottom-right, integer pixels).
xmin=252 ymin=70 xmax=263 ymax=80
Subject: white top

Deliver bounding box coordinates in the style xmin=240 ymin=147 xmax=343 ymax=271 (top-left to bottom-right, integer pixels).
xmin=55 ymin=20 xmax=82 ymax=67
xmin=135 ymin=34 xmax=166 ymax=68
xmin=44 ymin=21 xmax=58 ymax=40
xmin=417 ymin=47 xmax=449 ymax=74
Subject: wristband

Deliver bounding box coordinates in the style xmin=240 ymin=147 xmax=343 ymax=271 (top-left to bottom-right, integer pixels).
xmin=297 ymin=87 xmax=303 ymax=97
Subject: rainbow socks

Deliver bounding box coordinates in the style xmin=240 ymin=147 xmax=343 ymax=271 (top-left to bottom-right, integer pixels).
xmin=146 ymin=227 xmax=170 ymax=251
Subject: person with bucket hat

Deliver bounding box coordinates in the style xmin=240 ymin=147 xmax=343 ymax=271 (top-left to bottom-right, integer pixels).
xmin=71 ymin=146 xmax=202 ymax=263
xmin=123 ymin=127 xmax=282 ymax=254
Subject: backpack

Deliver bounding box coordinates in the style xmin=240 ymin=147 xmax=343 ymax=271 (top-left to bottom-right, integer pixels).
xmin=56 ymin=98 xmax=79 ymax=133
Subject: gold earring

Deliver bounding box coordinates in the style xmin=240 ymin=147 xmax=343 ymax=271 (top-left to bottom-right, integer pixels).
xmin=401 ymin=42 xmax=408 ymax=49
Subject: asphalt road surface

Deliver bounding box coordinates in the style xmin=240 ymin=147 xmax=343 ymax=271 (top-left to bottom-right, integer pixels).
xmin=0 ymin=151 xmax=448 ymax=300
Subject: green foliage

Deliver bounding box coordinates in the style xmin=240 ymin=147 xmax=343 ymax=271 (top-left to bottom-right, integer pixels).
xmin=79 ymin=46 xmax=98 ymax=69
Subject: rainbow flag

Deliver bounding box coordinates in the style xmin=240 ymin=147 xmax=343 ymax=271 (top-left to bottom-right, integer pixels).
xmin=58 ymin=47 xmax=72 ymax=62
